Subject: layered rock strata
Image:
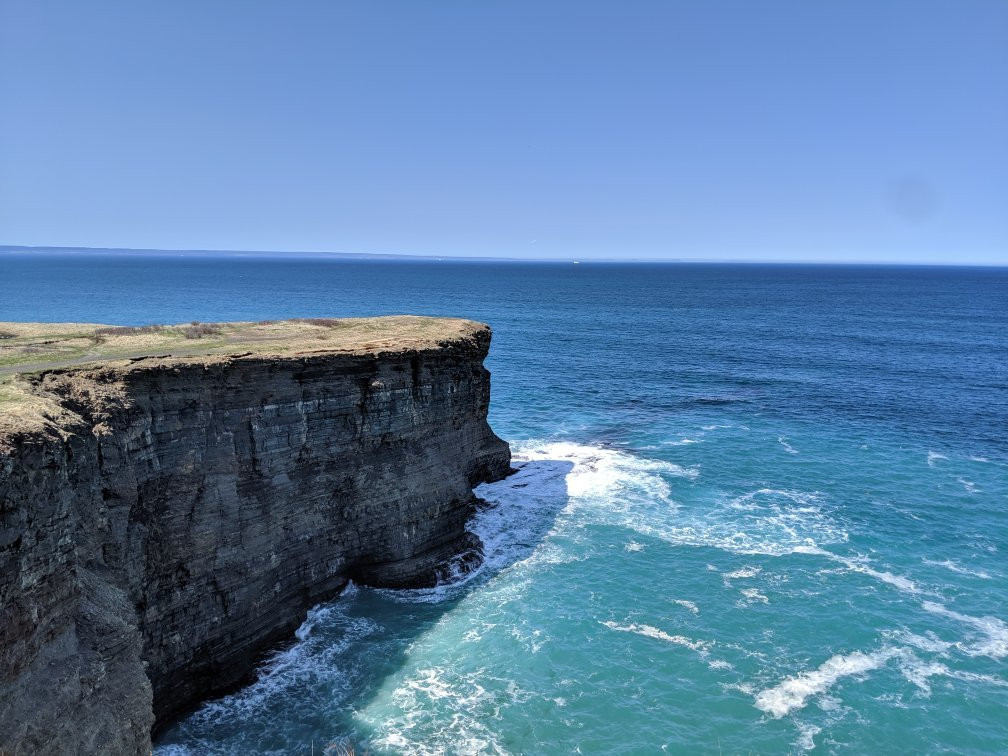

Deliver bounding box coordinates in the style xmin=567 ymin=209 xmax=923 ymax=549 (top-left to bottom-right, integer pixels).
xmin=0 ymin=318 xmax=510 ymax=754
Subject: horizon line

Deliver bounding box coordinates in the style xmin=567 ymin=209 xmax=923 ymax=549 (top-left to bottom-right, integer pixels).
xmin=1 ymin=244 xmax=1005 ymax=268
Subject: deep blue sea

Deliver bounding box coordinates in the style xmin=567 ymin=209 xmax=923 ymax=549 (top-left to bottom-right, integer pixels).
xmin=3 ymin=250 xmax=1007 ymax=754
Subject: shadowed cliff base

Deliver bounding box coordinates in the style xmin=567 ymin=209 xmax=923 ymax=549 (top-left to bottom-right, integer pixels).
xmin=0 ymin=317 xmax=510 ymax=754
xmin=156 ymin=458 xmax=573 ymax=753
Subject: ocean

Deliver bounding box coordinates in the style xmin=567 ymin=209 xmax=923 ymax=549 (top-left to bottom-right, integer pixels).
xmin=2 ymin=250 xmax=1006 ymax=753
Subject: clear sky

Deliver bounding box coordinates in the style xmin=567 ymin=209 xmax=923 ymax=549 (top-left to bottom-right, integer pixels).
xmin=1 ymin=1 xmax=1006 ymax=263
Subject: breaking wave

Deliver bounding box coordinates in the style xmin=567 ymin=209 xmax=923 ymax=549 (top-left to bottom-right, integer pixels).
xmin=755 ymin=648 xmax=899 ymax=718
xmin=480 ymin=440 xmax=849 ymax=558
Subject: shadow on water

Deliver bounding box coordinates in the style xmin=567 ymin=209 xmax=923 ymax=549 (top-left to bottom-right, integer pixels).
xmin=155 ymin=459 xmax=575 ymax=754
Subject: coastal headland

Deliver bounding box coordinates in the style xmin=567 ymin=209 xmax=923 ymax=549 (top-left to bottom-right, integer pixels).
xmin=0 ymin=316 xmax=511 ymax=753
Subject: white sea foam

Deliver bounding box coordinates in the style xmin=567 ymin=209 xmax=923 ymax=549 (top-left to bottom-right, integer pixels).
xmin=897 ymin=656 xmax=953 ymax=695
xmin=750 ymin=639 xmax=1007 ymax=721
xmin=723 ymin=681 xmax=758 ymax=696
xmin=672 ymin=599 xmax=700 ymax=614
xmin=724 ymin=566 xmax=762 ymax=580
xmin=740 ymin=588 xmax=770 ymax=604
xmin=156 ymin=590 xmax=381 ymax=751
xmin=945 ymin=669 xmax=1008 ymax=688
xmin=795 ymin=722 xmax=821 ymax=751
xmin=748 ymin=597 xmax=1008 ymax=722
xmin=754 ymin=648 xmax=900 ymax=718
xmin=888 ymin=629 xmax=954 ymax=655
xmin=753 ymin=603 xmax=1008 ymax=724
xmin=664 ymin=437 xmax=700 ymax=446
xmin=921 ymin=601 xmax=1008 ymax=658
xmin=401 ymin=668 xmax=489 ymax=706
xmin=796 ymin=546 xmax=920 ymax=595
xmin=895 ymin=646 xmax=971 ymax=695
xmin=778 ymin=436 xmax=799 ymax=454
xmin=380 ymin=452 xmax=580 ymax=604
xmin=957 ymin=477 xmax=978 ymax=493
xmin=370 ymin=666 xmax=509 ymax=756
xmin=927 ymin=451 xmax=948 ymax=467
xmin=966 ymin=455 xmax=1006 ymax=466
xmin=818 ymin=694 xmax=843 ymax=712
xmin=600 ymin=620 xmax=711 ymax=654
xmin=894 ymin=506 xmax=924 ymax=522
xmin=482 ymin=441 xmax=847 ymax=558
xmin=703 ymin=489 xmax=846 ymax=555
xmin=509 ymin=625 xmax=546 ymax=654
xmin=922 ymin=558 xmax=992 ymax=580
xmin=625 ymin=488 xmax=844 ymax=557
xmin=625 ymin=541 xmax=645 ymax=552
xmin=531 ymin=439 xmax=698 ymax=489
xmin=845 ymin=562 xmax=918 ymax=594
xmin=894 ymin=651 xmax=1008 ymax=695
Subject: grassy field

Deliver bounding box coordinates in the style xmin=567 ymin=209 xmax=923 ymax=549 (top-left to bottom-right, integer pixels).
xmin=0 ymin=316 xmax=482 ymax=425
xmin=0 ymin=316 xmax=480 ymax=374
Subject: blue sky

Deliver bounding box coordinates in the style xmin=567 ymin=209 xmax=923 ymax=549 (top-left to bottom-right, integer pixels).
xmin=1 ymin=1 xmax=1006 ymax=263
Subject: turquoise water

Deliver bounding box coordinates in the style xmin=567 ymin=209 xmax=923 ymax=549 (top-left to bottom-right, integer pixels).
xmin=2 ymin=251 xmax=1007 ymax=753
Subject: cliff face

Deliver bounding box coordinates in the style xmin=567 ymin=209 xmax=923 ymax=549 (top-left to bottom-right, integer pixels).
xmin=0 ymin=319 xmax=510 ymax=754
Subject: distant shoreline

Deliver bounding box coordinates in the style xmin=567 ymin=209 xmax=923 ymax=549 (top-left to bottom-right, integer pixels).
xmin=1 ymin=245 xmax=1005 ymax=268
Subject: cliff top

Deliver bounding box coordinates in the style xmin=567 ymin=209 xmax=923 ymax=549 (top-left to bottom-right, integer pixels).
xmin=0 ymin=316 xmax=489 ymax=432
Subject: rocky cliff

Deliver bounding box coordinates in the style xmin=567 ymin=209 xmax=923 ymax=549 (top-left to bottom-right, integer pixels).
xmin=0 ymin=317 xmax=511 ymax=754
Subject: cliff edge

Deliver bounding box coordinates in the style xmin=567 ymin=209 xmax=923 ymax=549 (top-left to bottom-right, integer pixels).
xmin=0 ymin=316 xmax=511 ymax=754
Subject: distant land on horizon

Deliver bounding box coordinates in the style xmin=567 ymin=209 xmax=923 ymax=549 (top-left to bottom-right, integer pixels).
xmin=1 ymin=245 xmax=1005 ymax=268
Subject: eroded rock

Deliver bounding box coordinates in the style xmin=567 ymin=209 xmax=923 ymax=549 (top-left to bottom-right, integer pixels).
xmin=0 ymin=318 xmax=510 ymax=754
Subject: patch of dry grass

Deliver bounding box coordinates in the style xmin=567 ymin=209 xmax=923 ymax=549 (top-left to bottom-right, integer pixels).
xmin=181 ymin=322 xmax=223 ymax=339
xmin=94 ymin=325 xmax=167 ymax=338
xmin=0 ymin=316 xmax=486 ymax=436
xmin=0 ymin=316 xmax=482 ymax=374
xmin=295 ymin=317 xmax=343 ymax=328
xmin=0 ymin=375 xmax=75 ymax=445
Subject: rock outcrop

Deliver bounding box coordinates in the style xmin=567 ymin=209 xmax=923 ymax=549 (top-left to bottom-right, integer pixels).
xmin=0 ymin=317 xmax=510 ymax=754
